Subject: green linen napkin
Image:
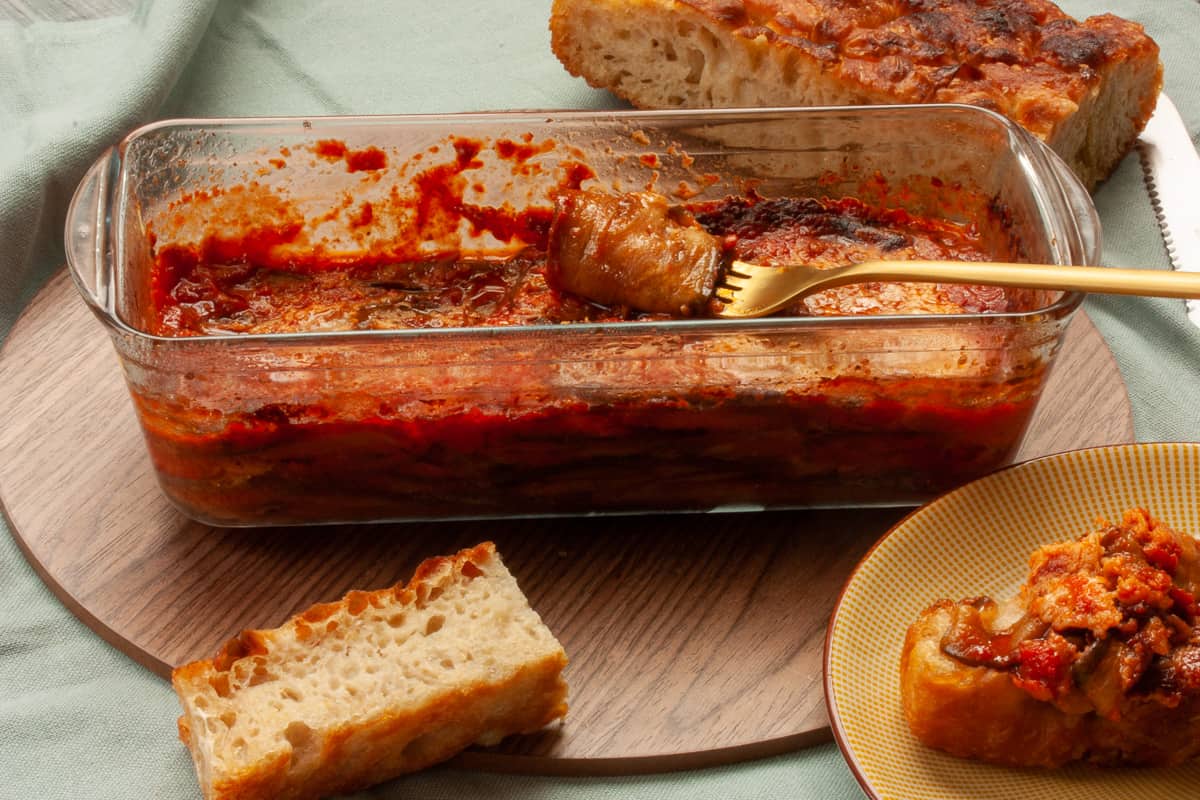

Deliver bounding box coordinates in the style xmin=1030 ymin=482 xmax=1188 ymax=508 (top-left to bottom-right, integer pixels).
xmin=1 ymin=1 xmax=1198 ymax=799
xmin=0 ymin=1 xmax=215 ymax=328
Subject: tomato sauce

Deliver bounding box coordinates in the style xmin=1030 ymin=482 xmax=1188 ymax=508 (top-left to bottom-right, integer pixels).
xmin=135 ymin=137 xmax=1049 ymax=524
xmin=138 ymin=374 xmax=1038 ymax=523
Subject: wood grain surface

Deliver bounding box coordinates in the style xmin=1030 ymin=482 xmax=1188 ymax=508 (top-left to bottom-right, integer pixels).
xmin=0 ymin=270 xmax=1134 ymax=774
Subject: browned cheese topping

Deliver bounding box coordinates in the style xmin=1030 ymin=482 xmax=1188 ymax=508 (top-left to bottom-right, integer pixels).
xmin=679 ymin=0 xmax=1157 ymax=138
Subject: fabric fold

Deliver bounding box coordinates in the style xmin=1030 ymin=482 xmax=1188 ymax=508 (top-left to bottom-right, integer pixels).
xmin=0 ymin=0 xmax=216 ymax=332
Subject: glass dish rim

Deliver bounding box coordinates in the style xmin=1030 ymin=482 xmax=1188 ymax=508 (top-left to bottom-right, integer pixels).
xmin=96 ymin=102 xmax=1088 ymax=346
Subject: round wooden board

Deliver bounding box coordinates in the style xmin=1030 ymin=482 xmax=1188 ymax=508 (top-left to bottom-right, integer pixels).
xmin=0 ymin=270 xmax=1133 ymax=775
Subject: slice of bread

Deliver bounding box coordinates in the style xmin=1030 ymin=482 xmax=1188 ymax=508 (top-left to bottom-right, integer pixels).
xmin=171 ymin=542 xmax=568 ymax=800
xmin=549 ymin=0 xmax=1162 ymax=190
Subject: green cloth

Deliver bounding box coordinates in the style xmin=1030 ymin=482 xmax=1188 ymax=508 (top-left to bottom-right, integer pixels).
xmin=1 ymin=1 xmax=1197 ymax=797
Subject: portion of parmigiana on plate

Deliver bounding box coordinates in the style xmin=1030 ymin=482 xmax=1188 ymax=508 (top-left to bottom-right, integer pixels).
xmin=901 ymin=508 xmax=1200 ymax=768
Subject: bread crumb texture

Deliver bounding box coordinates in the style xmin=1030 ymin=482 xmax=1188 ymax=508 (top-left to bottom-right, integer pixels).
xmin=549 ymin=0 xmax=1162 ymax=189
xmin=171 ymin=542 xmax=568 ymax=800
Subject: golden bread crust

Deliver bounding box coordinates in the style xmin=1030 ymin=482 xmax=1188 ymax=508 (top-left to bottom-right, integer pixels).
xmin=901 ymin=600 xmax=1089 ymax=767
xmin=171 ymin=542 xmax=569 ymax=800
xmin=549 ymin=0 xmax=1162 ymax=189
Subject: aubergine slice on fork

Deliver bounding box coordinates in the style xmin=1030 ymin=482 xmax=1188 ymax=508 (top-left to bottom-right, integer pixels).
xmin=546 ymin=190 xmax=1200 ymax=319
xmin=545 ymin=189 xmax=724 ymax=316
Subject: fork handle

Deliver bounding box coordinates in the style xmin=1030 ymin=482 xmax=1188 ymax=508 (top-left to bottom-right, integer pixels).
xmin=813 ymin=260 xmax=1200 ymax=300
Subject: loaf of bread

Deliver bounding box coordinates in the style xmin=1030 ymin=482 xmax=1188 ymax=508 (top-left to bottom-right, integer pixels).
xmin=172 ymin=542 xmax=568 ymax=800
xmin=549 ymin=0 xmax=1162 ymax=189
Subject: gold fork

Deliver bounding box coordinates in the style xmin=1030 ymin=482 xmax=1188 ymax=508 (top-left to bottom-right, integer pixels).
xmin=714 ymin=259 xmax=1200 ymax=318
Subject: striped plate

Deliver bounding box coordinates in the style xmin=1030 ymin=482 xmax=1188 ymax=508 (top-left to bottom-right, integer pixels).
xmin=824 ymin=442 xmax=1200 ymax=800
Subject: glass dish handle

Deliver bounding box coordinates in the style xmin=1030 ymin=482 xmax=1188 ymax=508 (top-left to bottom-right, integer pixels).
xmin=64 ymin=147 xmax=117 ymax=315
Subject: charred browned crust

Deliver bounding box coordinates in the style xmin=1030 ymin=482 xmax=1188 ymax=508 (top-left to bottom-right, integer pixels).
xmin=550 ymin=0 xmax=1163 ymax=188
xmin=669 ymin=0 xmax=1158 ymax=136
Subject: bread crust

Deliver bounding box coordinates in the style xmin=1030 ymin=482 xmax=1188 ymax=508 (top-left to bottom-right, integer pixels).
xmin=549 ymin=0 xmax=1162 ymax=189
xmin=901 ymin=600 xmax=1091 ymax=767
xmin=172 ymin=542 xmax=568 ymax=800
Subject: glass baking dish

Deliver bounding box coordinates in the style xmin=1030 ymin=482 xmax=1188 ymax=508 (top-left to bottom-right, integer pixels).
xmin=65 ymin=105 xmax=1097 ymax=527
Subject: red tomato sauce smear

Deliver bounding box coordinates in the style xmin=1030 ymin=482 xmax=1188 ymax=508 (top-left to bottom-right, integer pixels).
xmin=139 ymin=169 xmax=1049 ymax=523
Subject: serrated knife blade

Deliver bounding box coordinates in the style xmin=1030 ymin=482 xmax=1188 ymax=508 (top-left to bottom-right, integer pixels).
xmin=1137 ymin=93 xmax=1200 ymax=326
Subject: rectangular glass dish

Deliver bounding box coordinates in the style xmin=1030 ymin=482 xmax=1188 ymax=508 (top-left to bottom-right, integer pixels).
xmin=65 ymin=105 xmax=1098 ymax=526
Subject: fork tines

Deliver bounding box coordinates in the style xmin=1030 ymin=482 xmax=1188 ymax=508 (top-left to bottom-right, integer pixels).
xmin=713 ymin=263 xmax=753 ymax=304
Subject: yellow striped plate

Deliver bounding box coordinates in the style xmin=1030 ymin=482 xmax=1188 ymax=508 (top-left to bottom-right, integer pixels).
xmin=824 ymin=442 xmax=1200 ymax=800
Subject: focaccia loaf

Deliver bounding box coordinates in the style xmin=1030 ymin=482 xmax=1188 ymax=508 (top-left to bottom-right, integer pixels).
xmin=549 ymin=0 xmax=1162 ymax=190
xmin=901 ymin=509 xmax=1200 ymax=768
xmin=172 ymin=542 xmax=568 ymax=800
